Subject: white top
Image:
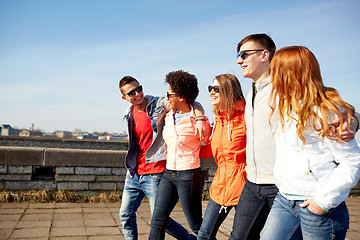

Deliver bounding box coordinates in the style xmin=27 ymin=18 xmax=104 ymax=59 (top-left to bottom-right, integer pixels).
xmin=245 ymin=77 xmax=279 ymax=183
xmin=274 ymin=110 xmax=360 ymax=210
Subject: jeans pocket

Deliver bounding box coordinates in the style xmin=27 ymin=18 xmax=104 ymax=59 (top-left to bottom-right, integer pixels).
xmin=179 ymin=171 xmax=193 ymax=181
xmin=150 ymin=172 xmax=163 ymax=180
xmin=305 ymin=205 xmax=329 ymax=217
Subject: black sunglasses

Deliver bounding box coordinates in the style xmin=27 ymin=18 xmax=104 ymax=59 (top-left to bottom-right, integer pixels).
xmin=127 ymin=85 xmax=143 ymax=96
xmin=208 ymin=85 xmax=220 ymax=93
xmin=167 ymin=92 xmax=177 ymax=100
xmin=237 ymin=49 xmax=264 ymax=59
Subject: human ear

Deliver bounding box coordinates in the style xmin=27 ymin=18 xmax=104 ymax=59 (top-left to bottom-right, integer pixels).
xmin=261 ymin=50 xmax=270 ymax=62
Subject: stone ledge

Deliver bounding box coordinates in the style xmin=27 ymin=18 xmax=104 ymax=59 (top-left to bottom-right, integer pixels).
xmin=45 ymin=148 xmax=126 ymax=167
xmin=0 ymin=146 xmax=44 ymax=166
xmin=0 ymin=146 xmax=127 ymax=167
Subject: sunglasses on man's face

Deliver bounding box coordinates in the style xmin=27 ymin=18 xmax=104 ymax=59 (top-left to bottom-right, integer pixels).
xmin=237 ymin=49 xmax=264 ymax=60
xmin=127 ymin=85 xmax=143 ymax=96
xmin=208 ymin=85 xmax=220 ymax=93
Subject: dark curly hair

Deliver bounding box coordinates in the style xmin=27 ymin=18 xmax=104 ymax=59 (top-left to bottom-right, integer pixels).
xmin=165 ymin=70 xmax=199 ymax=104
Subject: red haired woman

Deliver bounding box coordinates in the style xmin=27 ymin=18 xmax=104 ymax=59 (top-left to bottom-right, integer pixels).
xmin=260 ymin=46 xmax=360 ymax=240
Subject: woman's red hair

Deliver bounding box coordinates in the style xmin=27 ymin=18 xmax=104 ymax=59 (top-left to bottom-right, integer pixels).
xmin=269 ymin=46 xmax=355 ymax=143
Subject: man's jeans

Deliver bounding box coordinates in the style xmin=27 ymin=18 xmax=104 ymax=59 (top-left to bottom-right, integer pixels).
xmin=229 ymin=180 xmax=278 ymax=240
xmin=149 ymin=168 xmax=204 ymax=240
xmin=197 ymin=198 xmax=234 ymax=240
xmin=119 ymin=172 xmax=191 ymax=240
xmin=261 ymin=194 xmax=349 ymax=240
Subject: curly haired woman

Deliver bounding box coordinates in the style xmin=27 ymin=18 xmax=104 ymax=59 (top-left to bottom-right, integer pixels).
xmin=149 ymin=70 xmax=210 ymax=240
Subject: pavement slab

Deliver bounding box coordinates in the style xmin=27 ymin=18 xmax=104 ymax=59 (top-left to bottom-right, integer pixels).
xmin=11 ymin=227 xmax=50 ymax=239
xmin=50 ymin=237 xmax=87 ymax=240
xmin=0 ymin=198 xmax=359 ymax=239
xmin=52 ymin=219 xmax=84 ymax=228
xmin=86 ymin=226 xmax=121 ymax=236
xmin=0 ymin=221 xmax=17 ymax=229
xmin=53 ymin=213 xmax=83 ymax=220
xmin=16 ymin=220 xmax=52 ymax=228
xmin=50 ymin=227 xmax=87 ymax=237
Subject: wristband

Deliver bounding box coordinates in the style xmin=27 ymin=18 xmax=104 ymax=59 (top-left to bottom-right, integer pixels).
xmin=314 ymin=198 xmax=329 ymax=212
xmin=195 ymin=116 xmax=208 ymax=122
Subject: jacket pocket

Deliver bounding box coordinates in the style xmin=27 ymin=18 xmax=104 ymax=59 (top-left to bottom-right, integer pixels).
xmin=179 ymin=141 xmax=195 ymax=151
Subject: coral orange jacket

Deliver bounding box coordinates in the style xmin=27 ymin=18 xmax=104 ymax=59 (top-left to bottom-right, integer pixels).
xmin=201 ymin=100 xmax=247 ymax=206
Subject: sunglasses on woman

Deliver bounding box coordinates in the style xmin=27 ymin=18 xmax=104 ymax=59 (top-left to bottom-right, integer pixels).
xmin=127 ymin=85 xmax=143 ymax=96
xmin=208 ymin=85 xmax=220 ymax=93
xmin=167 ymin=92 xmax=177 ymax=100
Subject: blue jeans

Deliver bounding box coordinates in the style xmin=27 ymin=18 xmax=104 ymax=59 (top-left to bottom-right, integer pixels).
xmin=261 ymin=194 xmax=349 ymax=240
xmin=119 ymin=172 xmax=191 ymax=240
xmin=229 ymin=180 xmax=279 ymax=240
xmin=149 ymin=168 xmax=204 ymax=240
xmin=197 ymin=198 xmax=234 ymax=240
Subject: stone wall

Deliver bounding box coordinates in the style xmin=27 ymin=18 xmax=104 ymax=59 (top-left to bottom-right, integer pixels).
xmin=0 ymin=136 xmax=128 ymax=151
xmin=1 ymin=146 xmax=359 ymax=196
xmin=0 ymin=146 xmax=217 ymax=196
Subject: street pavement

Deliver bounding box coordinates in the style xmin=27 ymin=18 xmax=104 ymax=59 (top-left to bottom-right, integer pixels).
xmin=0 ymin=197 xmax=359 ymax=239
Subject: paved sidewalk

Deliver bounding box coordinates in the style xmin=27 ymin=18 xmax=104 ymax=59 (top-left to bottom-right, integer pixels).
xmin=0 ymin=197 xmax=359 ymax=239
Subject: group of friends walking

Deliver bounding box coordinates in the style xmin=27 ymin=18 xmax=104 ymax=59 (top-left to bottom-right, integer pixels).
xmin=118 ymin=33 xmax=360 ymax=240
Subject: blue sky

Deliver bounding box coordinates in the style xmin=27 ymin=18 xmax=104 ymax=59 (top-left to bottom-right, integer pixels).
xmin=1 ymin=0 xmax=360 ymax=139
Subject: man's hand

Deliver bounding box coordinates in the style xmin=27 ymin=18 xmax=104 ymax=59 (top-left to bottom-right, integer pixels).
xmin=327 ymin=114 xmax=358 ymax=142
xmin=299 ymin=198 xmax=327 ymax=215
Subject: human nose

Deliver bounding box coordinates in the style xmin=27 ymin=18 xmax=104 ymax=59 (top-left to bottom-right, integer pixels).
xmin=237 ymin=56 xmax=243 ymax=65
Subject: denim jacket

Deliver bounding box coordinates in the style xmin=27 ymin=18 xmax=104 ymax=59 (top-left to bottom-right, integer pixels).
xmin=124 ymin=95 xmax=168 ymax=176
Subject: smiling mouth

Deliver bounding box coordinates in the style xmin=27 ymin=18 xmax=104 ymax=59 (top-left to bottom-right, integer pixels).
xmin=134 ymin=95 xmax=143 ymax=101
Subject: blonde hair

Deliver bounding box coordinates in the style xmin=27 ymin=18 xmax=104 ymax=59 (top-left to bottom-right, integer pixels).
xmin=269 ymin=46 xmax=355 ymax=143
xmin=213 ymin=74 xmax=245 ymax=117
